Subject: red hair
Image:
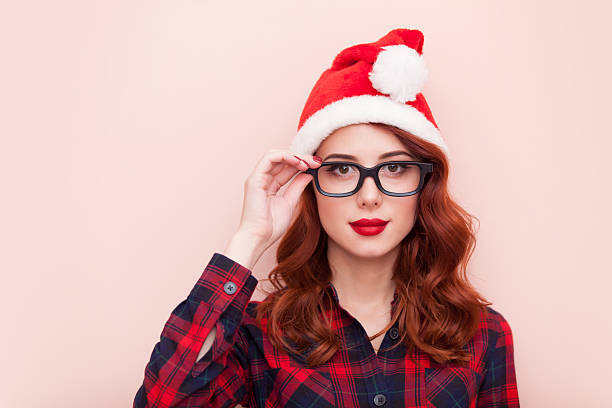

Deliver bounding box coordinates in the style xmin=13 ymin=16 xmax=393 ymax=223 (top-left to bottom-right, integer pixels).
xmin=254 ymin=123 xmax=492 ymax=368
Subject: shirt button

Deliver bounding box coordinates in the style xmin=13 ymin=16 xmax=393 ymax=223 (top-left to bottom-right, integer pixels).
xmin=389 ymin=327 xmax=399 ymax=340
xmin=373 ymin=393 xmax=386 ymax=406
xmin=223 ymin=281 xmax=237 ymax=295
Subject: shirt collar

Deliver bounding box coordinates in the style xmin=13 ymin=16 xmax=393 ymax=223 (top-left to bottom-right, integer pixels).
xmin=324 ymin=281 xmax=399 ymax=308
xmin=322 ymin=281 xmax=400 ymax=349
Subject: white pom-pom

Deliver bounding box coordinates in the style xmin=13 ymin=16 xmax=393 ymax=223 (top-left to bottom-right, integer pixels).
xmin=368 ymin=44 xmax=428 ymax=103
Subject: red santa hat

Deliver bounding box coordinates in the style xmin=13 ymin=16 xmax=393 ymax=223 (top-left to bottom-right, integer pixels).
xmin=290 ymin=28 xmax=449 ymax=158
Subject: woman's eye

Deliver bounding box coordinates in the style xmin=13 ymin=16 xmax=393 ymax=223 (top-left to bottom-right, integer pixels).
xmin=382 ymin=164 xmax=408 ymax=174
xmin=327 ymin=164 xmax=354 ymax=175
xmin=385 ymin=164 xmax=399 ymax=172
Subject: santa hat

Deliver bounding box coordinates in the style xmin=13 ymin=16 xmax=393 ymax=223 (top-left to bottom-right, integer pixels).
xmin=289 ymin=28 xmax=449 ymax=158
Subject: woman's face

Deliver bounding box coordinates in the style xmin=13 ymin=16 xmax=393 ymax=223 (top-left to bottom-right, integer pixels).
xmin=313 ymin=123 xmax=420 ymax=260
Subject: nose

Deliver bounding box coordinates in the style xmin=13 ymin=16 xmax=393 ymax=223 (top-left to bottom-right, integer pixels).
xmin=356 ymin=174 xmax=382 ymax=205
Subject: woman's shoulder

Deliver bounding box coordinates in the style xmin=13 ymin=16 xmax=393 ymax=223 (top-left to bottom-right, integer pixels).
xmin=245 ymin=300 xmax=263 ymax=319
xmin=471 ymin=305 xmax=516 ymax=361
xmin=455 ymin=306 xmax=515 ymax=354
xmin=244 ymin=289 xmax=287 ymax=322
xmin=480 ymin=305 xmax=515 ymax=339
xmin=241 ymin=299 xmax=270 ymax=332
xmin=434 ymin=305 xmax=516 ymax=373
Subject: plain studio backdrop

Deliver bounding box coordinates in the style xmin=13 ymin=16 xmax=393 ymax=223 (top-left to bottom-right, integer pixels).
xmin=1 ymin=1 xmax=610 ymax=407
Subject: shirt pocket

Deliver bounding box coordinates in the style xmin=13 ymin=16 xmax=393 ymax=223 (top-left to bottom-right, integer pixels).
xmin=424 ymin=366 xmax=482 ymax=408
xmin=261 ymin=366 xmax=336 ymax=407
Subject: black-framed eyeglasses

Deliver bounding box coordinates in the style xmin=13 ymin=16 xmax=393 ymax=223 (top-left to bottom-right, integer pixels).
xmin=304 ymin=160 xmax=433 ymax=197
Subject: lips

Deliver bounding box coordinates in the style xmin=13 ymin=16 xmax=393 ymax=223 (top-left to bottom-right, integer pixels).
xmin=349 ymin=218 xmax=389 ymax=227
xmin=349 ymin=218 xmax=388 ymax=236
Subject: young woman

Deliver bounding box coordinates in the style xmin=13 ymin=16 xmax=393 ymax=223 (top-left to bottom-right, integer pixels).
xmin=134 ymin=28 xmax=520 ymax=408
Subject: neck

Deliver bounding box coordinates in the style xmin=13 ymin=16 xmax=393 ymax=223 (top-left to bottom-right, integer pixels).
xmin=327 ymin=242 xmax=398 ymax=309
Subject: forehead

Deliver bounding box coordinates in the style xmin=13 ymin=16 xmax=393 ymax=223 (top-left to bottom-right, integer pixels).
xmin=314 ymin=123 xmax=410 ymax=156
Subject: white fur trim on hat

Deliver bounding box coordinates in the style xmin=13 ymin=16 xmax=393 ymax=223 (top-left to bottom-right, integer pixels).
xmin=368 ymin=45 xmax=428 ymax=103
xmin=290 ymin=94 xmax=448 ymax=157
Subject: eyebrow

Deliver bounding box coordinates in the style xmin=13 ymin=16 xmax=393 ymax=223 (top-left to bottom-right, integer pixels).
xmin=322 ymin=150 xmax=415 ymax=161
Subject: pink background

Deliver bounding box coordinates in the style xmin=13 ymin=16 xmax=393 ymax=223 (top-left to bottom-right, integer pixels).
xmin=1 ymin=1 xmax=610 ymax=406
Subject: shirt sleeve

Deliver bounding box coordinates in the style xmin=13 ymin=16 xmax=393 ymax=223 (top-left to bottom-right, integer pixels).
xmin=134 ymin=252 xmax=259 ymax=408
xmin=477 ymin=309 xmax=521 ymax=407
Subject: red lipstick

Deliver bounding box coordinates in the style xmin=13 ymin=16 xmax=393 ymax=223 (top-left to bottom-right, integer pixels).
xmin=349 ymin=218 xmax=389 ymax=236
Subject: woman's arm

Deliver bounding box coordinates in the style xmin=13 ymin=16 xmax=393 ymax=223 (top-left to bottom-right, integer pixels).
xmin=133 ymin=238 xmax=260 ymax=408
xmin=195 ymin=232 xmax=262 ymax=361
xmin=134 ymin=149 xmax=319 ymax=407
xmin=477 ymin=309 xmax=520 ymax=407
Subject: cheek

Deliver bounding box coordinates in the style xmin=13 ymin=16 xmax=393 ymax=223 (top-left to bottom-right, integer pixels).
xmin=315 ymin=196 xmax=348 ymax=233
xmin=391 ymin=198 xmax=419 ymax=232
xmin=316 ymin=196 xmax=338 ymax=218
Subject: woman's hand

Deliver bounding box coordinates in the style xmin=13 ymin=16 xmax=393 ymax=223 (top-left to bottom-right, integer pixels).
xmin=235 ymin=149 xmax=321 ymax=256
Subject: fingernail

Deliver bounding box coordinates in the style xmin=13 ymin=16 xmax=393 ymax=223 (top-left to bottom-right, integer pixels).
xmin=313 ymin=156 xmax=323 ymax=163
xmin=293 ymin=155 xmax=309 ymax=166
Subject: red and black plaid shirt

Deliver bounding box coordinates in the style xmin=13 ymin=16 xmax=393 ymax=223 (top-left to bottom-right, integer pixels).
xmin=134 ymin=252 xmax=520 ymax=407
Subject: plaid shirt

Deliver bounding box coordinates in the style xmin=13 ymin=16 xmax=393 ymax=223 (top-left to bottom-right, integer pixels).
xmin=134 ymin=252 xmax=520 ymax=407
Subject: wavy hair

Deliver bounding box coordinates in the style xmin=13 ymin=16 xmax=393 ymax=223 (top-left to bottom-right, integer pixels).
xmin=254 ymin=122 xmax=492 ymax=368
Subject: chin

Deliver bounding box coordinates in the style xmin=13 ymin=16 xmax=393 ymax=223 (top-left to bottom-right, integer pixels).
xmin=342 ymin=239 xmax=395 ymax=259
